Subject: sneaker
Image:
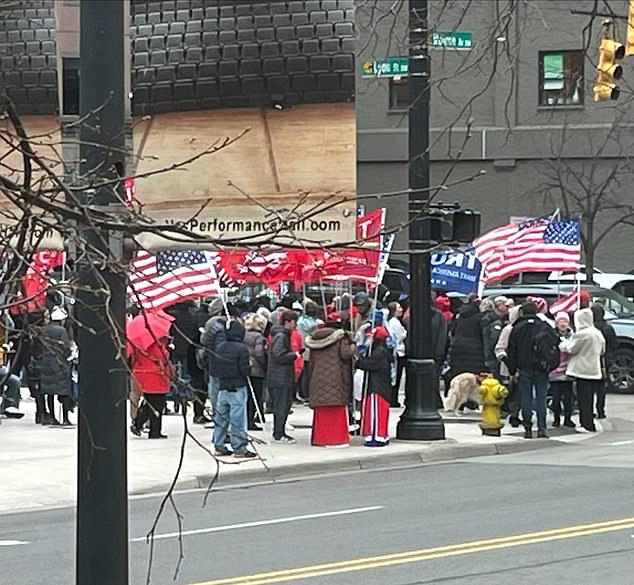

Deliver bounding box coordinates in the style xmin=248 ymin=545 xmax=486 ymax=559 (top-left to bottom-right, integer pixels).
xmin=234 ymin=450 xmax=257 ymax=459
xmin=285 ymin=423 xmax=295 ymax=431
xmin=193 ymin=415 xmax=212 ymax=425
xmin=563 ymin=419 xmax=576 ymax=428
xmin=523 ymin=429 xmax=533 ymax=439
xmin=537 ymin=430 xmax=549 ymax=439
xmin=215 ymin=447 xmax=234 ymax=456
xmin=130 ymin=424 xmax=141 ymax=437
xmin=148 ymin=434 xmax=168 ymax=439
xmin=274 ymin=435 xmax=296 ymax=444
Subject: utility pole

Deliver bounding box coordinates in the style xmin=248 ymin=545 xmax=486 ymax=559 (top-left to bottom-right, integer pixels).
xmin=397 ymin=0 xmax=445 ymax=441
xmin=76 ymin=2 xmax=129 ymax=585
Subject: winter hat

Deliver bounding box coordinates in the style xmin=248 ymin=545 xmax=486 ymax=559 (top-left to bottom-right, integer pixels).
xmin=526 ymin=296 xmax=547 ymax=314
xmin=435 ymin=295 xmax=451 ymax=312
xmin=208 ymin=298 xmax=225 ymax=317
xmin=353 ymin=291 xmax=369 ymax=306
xmin=370 ymin=326 xmax=389 ymax=341
xmin=555 ymin=311 xmax=570 ymax=325
xmin=493 ymin=296 xmax=511 ymax=307
xmin=256 ymin=306 xmax=271 ymax=321
xmin=50 ymin=306 xmax=68 ymax=321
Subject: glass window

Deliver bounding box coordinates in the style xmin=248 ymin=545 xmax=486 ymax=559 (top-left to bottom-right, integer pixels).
xmin=389 ymin=77 xmax=409 ymax=110
xmin=62 ymin=57 xmax=80 ymax=115
xmin=539 ymin=50 xmax=584 ymax=107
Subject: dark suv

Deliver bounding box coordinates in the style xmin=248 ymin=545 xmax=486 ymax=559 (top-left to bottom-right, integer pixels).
xmin=483 ymin=284 xmax=634 ymax=394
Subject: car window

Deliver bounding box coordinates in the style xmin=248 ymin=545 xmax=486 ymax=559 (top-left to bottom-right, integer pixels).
xmin=613 ymin=280 xmax=634 ymax=302
xmin=591 ymin=288 xmax=634 ymax=317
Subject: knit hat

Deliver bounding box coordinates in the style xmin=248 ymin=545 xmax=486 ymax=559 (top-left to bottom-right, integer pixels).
xmin=493 ymin=296 xmax=512 ymax=307
xmin=370 ymin=326 xmax=389 ymax=341
xmin=526 ymin=296 xmax=547 ymax=313
xmin=555 ymin=311 xmax=570 ymax=325
xmin=208 ymin=298 xmax=225 ymax=317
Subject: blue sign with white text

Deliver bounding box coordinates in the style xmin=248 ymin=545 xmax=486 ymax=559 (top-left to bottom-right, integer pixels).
xmin=430 ymin=251 xmax=481 ymax=294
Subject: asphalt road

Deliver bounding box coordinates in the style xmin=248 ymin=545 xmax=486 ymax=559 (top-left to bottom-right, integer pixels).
xmin=2 ymin=395 xmax=634 ymax=585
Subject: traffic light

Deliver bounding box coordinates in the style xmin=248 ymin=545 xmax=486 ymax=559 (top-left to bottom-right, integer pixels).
xmin=594 ymin=37 xmax=625 ymax=101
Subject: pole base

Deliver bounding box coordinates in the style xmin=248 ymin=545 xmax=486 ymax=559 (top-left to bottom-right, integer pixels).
xmin=396 ymin=357 xmax=446 ymax=441
xmin=397 ymin=414 xmax=446 ymax=441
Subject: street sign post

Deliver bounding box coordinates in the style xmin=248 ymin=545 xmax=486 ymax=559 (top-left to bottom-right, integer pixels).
xmin=361 ymin=33 xmax=473 ymax=78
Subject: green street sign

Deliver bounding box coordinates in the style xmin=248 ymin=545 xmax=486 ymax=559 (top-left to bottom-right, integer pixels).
xmin=430 ymin=31 xmax=474 ymax=50
xmin=361 ymin=57 xmax=408 ymax=78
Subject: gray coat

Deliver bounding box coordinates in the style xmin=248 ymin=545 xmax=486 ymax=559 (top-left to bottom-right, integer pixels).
xmin=244 ymin=329 xmax=267 ymax=379
xmin=266 ymin=324 xmax=296 ymax=389
xmin=35 ymin=323 xmax=71 ymax=396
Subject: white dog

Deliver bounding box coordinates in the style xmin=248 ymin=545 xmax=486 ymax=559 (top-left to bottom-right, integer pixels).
xmin=443 ymin=372 xmax=481 ymax=414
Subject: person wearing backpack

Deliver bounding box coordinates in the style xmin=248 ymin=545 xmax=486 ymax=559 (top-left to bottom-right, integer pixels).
xmin=561 ymin=308 xmax=605 ymax=432
xmin=507 ymin=302 xmax=560 ymax=439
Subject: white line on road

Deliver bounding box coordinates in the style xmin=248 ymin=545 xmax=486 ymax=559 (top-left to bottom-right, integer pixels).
xmin=609 ymin=440 xmax=634 ymax=446
xmin=131 ymin=505 xmax=383 ymax=543
xmin=0 ymin=540 xmax=29 ymax=546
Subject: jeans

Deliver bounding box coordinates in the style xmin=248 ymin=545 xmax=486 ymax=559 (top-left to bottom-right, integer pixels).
xmin=270 ymin=385 xmax=292 ymax=440
xmin=0 ymin=372 xmax=21 ymax=412
xmin=213 ymin=387 xmax=248 ymax=454
xmin=518 ymin=368 xmax=549 ymax=432
xmin=595 ymin=379 xmax=607 ymax=418
xmin=208 ymin=376 xmax=220 ymax=414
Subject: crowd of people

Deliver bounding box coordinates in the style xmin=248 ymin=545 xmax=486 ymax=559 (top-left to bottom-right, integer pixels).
xmin=1 ymin=285 xmax=616 ymax=448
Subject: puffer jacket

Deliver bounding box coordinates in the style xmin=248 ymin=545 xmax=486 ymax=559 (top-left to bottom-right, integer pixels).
xmin=481 ymin=310 xmax=506 ymax=363
xmin=244 ymin=328 xmax=267 ymax=378
xmin=266 ymin=324 xmax=296 ymax=389
xmin=215 ymin=321 xmax=251 ymax=390
xmin=305 ymin=328 xmax=356 ymax=407
xmin=506 ymin=313 xmax=554 ymax=375
xmin=563 ymin=309 xmax=606 ymax=380
xmin=35 ymin=322 xmax=72 ymax=396
xmin=203 ymin=315 xmax=227 ymax=377
xmin=297 ymin=314 xmax=322 ymax=360
xmin=449 ymin=303 xmax=485 ymax=377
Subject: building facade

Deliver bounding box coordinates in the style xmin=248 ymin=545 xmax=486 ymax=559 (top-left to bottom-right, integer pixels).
xmin=356 ymin=0 xmax=634 ymax=272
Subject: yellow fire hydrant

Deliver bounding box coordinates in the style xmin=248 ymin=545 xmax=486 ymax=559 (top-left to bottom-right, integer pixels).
xmin=479 ymin=375 xmax=509 ymax=437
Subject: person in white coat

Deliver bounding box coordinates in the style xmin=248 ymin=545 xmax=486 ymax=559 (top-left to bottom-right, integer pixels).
xmin=561 ymin=308 xmax=605 ymax=432
xmin=386 ymin=302 xmax=407 ymax=407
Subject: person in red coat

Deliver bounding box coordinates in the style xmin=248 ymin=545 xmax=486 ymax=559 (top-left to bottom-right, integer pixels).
xmin=130 ymin=337 xmax=173 ymax=439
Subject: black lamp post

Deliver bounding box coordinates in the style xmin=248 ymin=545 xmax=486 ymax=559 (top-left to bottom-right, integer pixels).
xmin=396 ymin=0 xmax=446 ymax=441
xmin=76 ymin=2 xmax=129 ymax=584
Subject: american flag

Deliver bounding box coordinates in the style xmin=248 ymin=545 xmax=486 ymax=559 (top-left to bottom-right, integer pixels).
xmin=549 ymin=290 xmax=579 ymax=315
xmin=474 ymin=218 xmax=581 ymax=283
xmin=129 ymin=250 xmax=221 ymax=311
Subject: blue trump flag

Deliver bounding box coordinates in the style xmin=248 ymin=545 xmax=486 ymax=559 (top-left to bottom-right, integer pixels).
xmin=429 ymin=250 xmax=482 ymax=294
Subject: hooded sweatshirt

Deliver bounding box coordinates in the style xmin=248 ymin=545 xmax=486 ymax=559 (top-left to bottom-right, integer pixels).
xmin=215 ymin=320 xmax=251 ymax=390
xmin=494 ymin=305 xmax=520 ymax=378
xmin=563 ymin=308 xmax=605 ymax=380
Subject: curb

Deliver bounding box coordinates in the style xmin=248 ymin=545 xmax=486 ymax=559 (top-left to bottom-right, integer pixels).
xmin=128 ymin=437 xmax=568 ymax=496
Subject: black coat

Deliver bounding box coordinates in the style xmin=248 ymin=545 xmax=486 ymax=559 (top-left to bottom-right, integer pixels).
xmin=356 ymin=342 xmax=393 ymax=402
xmin=34 ymin=322 xmax=71 ymax=396
xmin=203 ymin=315 xmax=227 ymax=377
xmin=449 ymin=303 xmax=485 ymax=377
xmin=594 ymin=318 xmax=618 ymax=359
xmin=167 ymin=301 xmax=198 ymax=356
xmin=266 ymin=324 xmax=296 ymax=389
xmin=215 ymin=321 xmax=251 ymax=390
xmin=506 ymin=314 xmax=552 ymax=374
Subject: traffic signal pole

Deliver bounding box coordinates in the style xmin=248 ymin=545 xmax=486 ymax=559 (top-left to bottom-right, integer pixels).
xmin=76 ymin=2 xmax=129 ymax=585
xmin=397 ymin=0 xmax=445 ymax=440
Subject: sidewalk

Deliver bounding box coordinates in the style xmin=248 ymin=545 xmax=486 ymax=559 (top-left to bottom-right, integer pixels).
xmin=0 ymin=395 xmax=597 ymax=515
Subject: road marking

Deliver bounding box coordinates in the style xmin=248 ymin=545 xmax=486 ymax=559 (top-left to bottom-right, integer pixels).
xmin=0 ymin=540 xmax=28 ymax=546
xmin=131 ymin=505 xmax=383 ymax=543
xmin=609 ymin=440 xmax=634 ymax=446
xmin=188 ymin=516 xmax=634 ymax=585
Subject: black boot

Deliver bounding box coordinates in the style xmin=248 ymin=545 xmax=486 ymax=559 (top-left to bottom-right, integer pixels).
xmin=523 ymin=427 xmax=533 ymax=439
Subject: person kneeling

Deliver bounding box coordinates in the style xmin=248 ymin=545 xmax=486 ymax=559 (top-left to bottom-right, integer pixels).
xmin=357 ymin=326 xmax=393 ymax=447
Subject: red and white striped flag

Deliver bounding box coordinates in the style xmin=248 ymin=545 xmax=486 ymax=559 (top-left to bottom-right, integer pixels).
xmin=474 ymin=218 xmax=581 ymax=283
xmin=129 ymin=250 xmax=221 ymax=311
xmin=549 ymin=290 xmax=580 ymax=315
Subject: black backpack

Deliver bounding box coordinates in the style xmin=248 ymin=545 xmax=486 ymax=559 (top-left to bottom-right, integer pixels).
xmin=532 ymin=326 xmax=561 ymax=372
